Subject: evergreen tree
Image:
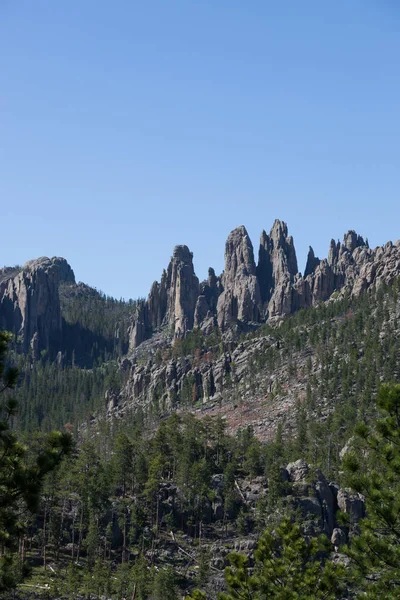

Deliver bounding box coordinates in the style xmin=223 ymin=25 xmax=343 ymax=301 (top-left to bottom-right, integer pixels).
xmin=0 ymin=331 xmax=72 ymax=591
xmin=343 ymin=383 xmax=400 ymax=598
xmin=220 ymin=518 xmax=345 ymax=599
xmin=153 ymin=566 xmax=179 ymax=600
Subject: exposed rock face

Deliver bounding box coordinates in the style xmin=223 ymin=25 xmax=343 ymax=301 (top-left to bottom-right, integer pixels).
xmin=59 ymin=223 xmax=400 ymax=352
xmin=290 ymin=230 xmax=400 ymax=313
xmin=0 ymin=257 xmax=75 ymax=353
xmin=129 ymin=301 xmax=148 ymax=350
xmin=200 ymin=268 xmax=222 ymax=313
xmin=331 ymin=527 xmax=347 ymax=550
xmin=147 ymin=278 xmax=168 ymax=331
xmin=217 ymin=226 xmax=261 ymax=329
xmin=165 ymin=246 xmax=200 ymax=337
xmin=304 ymin=247 xmax=320 ymax=278
xmin=257 ymin=220 xmax=299 ymax=319
xmin=328 ymin=239 xmax=340 ymax=266
xmin=286 ymin=459 xmax=309 ymax=483
xmin=4 ymin=222 xmax=400 ymax=355
xmin=279 ymin=460 xmax=365 ymax=539
xmin=337 ymin=488 xmax=365 ymax=521
xmin=343 ymin=230 xmax=365 ymax=253
xmin=257 ymin=230 xmax=273 ymax=305
xmin=68 ymin=226 xmax=400 ymax=351
xmin=129 ymin=246 xmax=201 ymax=348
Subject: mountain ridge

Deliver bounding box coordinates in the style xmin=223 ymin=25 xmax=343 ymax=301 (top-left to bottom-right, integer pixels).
xmin=1 ymin=221 xmax=400 ymax=362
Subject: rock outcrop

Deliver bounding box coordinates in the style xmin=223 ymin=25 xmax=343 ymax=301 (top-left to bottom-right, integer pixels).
xmin=282 ymin=460 xmax=365 ymax=540
xmin=0 ymin=257 xmax=75 ymax=354
xmin=165 ymin=245 xmax=200 ymax=337
xmin=4 ymin=221 xmax=400 ymax=355
xmin=304 ymin=246 xmax=320 ymax=278
xmin=257 ymin=220 xmax=299 ymax=319
xmin=217 ymin=226 xmax=261 ymax=329
xmin=129 ymin=246 xmax=202 ymax=348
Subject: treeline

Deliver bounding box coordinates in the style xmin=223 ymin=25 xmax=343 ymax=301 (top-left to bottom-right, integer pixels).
xmin=59 ymin=282 xmax=141 ymax=366
xmin=12 ymin=355 xmax=125 ymax=432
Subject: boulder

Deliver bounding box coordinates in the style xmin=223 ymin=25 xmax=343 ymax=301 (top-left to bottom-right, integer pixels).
xmin=331 ymin=527 xmax=347 ymax=550
xmin=286 ymin=459 xmax=309 ymax=482
xmin=337 ymin=488 xmax=365 ymax=521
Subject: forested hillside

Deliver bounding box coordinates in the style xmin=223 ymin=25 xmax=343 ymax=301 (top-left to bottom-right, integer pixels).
xmin=2 ymin=224 xmax=400 ymax=598
xmin=59 ymin=282 xmax=137 ymax=366
xmin=1 ymin=273 xmax=400 ymax=598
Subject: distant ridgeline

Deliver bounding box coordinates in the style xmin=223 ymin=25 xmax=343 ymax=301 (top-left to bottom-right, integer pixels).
xmin=1 ymin=221 xmax=400 ymax=365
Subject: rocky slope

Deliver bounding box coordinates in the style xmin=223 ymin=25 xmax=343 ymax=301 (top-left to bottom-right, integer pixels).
xmin=94 ymin=272 xmax=400 ymax=458
xmin=139 ymin=458 xmax=364 ymax=597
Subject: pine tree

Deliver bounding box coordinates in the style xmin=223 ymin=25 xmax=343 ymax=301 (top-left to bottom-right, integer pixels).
xmin=0 ymin=331 xmax=72 ymax=591
xmin=218 ymin=518 xmax=345 ymax=600
xmin=153 ymin=566 xmax=179 ymax=600
xmin=343 ymin=383 xmax=400 ymax=598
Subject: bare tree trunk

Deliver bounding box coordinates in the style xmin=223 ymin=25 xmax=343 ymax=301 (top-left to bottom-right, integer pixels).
xmin=43 ymin=501 xmax=47 ymax=570
xmin=76 ymin=506 xmax=84 ymax=563
xmin=57 ymin=497 xmax=67 ymax=561
xmin=122 ymin=506 xmax=127 ymax=563
xmin=21 ymin=536 xmax=25 ymax=563
xmin=155 ymin=493 xmax=159 ymax=538
xmin=71 ymin=514 xmax=76 ymax=561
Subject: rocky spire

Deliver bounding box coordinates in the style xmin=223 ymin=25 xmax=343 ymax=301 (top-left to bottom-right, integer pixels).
xmin=129 ymin=300 xmax=148 ymax=349
xmin=328 ymin=239 xmax=340 ymax=266
xmin=304 ymin=246 xmax=320 ymax=277
xmin=256 ymin=230 xmax=273 ymax=304
xmin=342 ymin=230 xmax=366 ymax=253
xmin=269 ymin=219 xmax=298 ymax=278
xmin=217 ymin=226 xmax=261 ymax=329
xmin=130 ymin=245 xmax=200 ymax=348
xmin=147 ymin=272 xmax=169 ymax=331
xmin=165 ymin=245 xmax=200 ymax=337
xmin=256 ymin=220 xmax=299 ymax=318
xmin=199 ymin=267 xmax=222 ymax=313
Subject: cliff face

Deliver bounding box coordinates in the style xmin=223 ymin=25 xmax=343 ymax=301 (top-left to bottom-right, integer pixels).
xmin=0 ymin=257 xmax=75 ymax=355
xmin=128 ymin=221 xmax=400 ymax=349
xmin=129 ymin=246 xmax=201 ymax=349
xmin=257 ymin=220 xmax=299 ymax=319
xmin=217 ymin=226 xmax=261 ymax=330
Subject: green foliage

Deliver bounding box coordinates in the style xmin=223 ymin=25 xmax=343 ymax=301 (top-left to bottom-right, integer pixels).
xmin=2 ymin=277 xmax=400 ymax=596
xmin=0 ymin=331 xmax=72 ymax=592
xmin=13 ymin=355 xmax=124 ymax=431
xmin=59 ymin=281 xmax=138 ymax=366
xmin=153 ymin=566 xmax=179 ymax=600
xmin=343 ymin=384 xmax=400 ymax=598
xmin=187 ymin=518 xmax=345 ymax=600
xmin=218 ymin=518 xmax=345 ymax=600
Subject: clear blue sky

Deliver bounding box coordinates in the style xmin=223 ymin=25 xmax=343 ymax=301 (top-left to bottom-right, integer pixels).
xmin=1 ymin=1 xmax=399 ymax=300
